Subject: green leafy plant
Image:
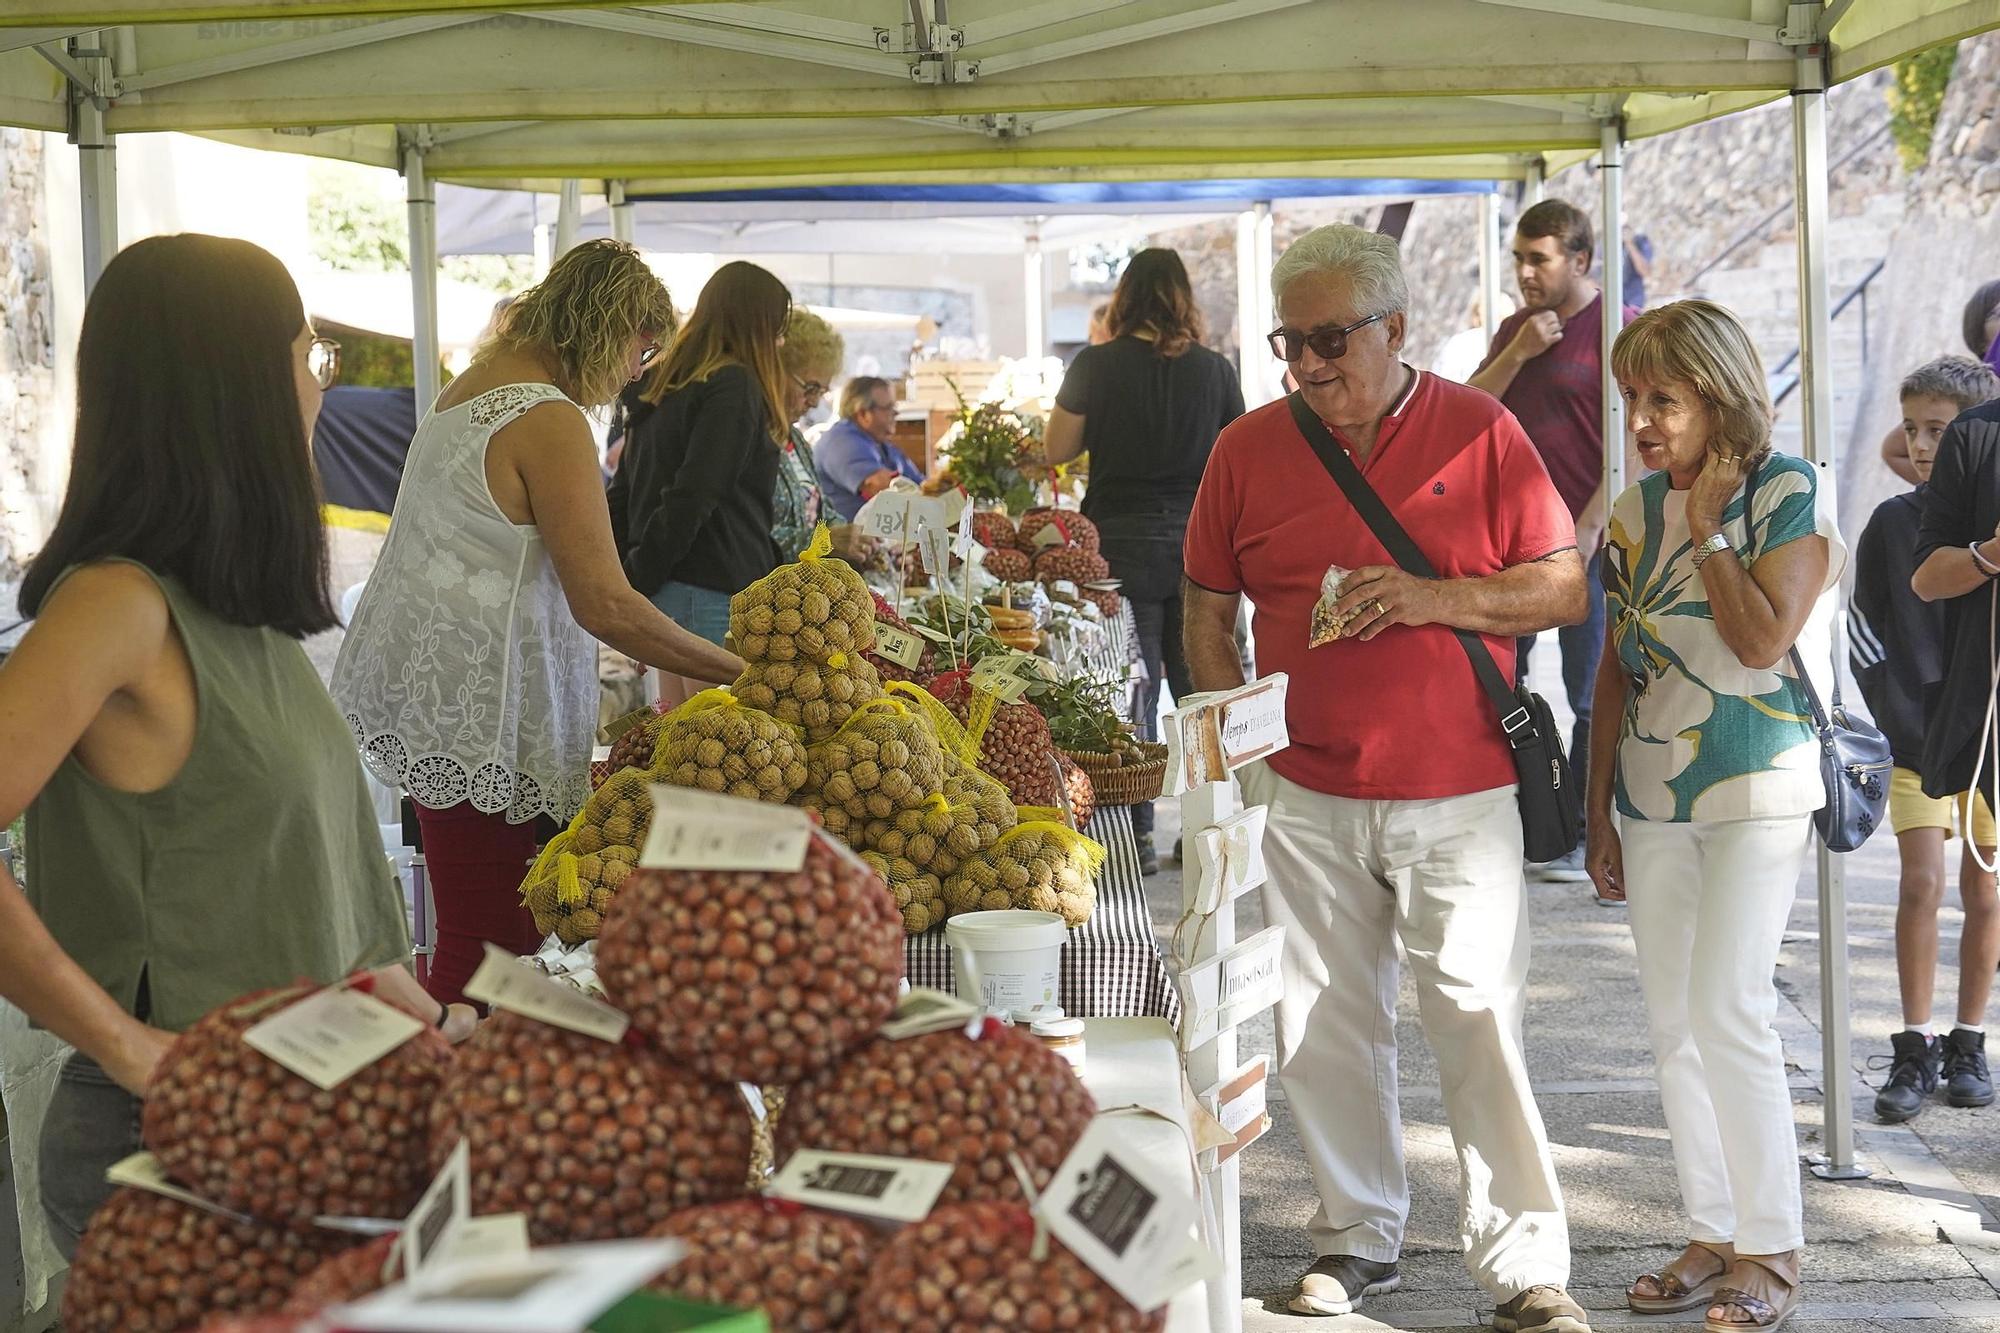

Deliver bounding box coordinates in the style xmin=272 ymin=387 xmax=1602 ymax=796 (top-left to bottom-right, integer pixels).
xmin=1029 ymin=674 xmax=1143 ymax=758
xmin=1888 ymin=43 xmax=1958 ymax=172
xmin=942 ymin=379 xmax=1038 ymax=512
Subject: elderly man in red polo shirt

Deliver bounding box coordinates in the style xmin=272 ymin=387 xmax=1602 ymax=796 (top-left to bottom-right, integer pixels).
xmin=1183 ymin=224 xmax=1591 ymax=1330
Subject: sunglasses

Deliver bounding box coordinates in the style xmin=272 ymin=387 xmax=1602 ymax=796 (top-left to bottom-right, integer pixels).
xmin=307 ymin=336 xmax=341 ymax=390
xmin=1267 ymin=313 xmax=1384 ymax=363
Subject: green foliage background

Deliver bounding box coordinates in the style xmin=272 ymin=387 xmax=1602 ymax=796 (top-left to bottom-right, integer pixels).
xmin=1888 ymin=43 xmax=1959 ymax=172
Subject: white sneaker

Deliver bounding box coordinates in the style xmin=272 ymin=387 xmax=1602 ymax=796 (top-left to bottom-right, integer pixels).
xmin=1526 ymin=846 xmax=1591 ymax=884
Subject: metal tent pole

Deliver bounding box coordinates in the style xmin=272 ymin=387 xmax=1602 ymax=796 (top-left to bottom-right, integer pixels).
xmin=1235 ymin=207 xmax=1261 ymax=404
xmin=1479 ymin=190 xmax=1503 ymax=353
xmin=1023 ymin=220 xmax=1046 ymax=360
xmin=609 ymin=180 xmax=636 ymax=246
xmin=1252 ymin=201 xmax=1274 ymax=403
xmin=555 ymin=179 xmax=582 ymax=257
xmin=72 ymin=32 xmax=118 ymax=293
xmin=1523 ymin=154 xmax=1546 ymax=207
xmin=403 ymin=135 xmax=441 ymax=419
xmin=1599 ymin=120 xmax=1626 ymax=500
xmin=1792 ymin=33 xmax=1868 ymax=1183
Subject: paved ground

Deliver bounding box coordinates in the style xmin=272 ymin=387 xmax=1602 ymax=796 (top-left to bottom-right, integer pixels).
xmin=1143 ymin=641 xmax=2000 ymax=1333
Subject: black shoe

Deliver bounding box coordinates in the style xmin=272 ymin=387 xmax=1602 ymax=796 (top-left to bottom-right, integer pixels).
xmin=1942 ymin=1028 xmax=1995 ymax=1108
xmin=1872 ymin=1030 xmax=1940 ymax=1122
xmin=1289 ymin=1254 xmax=1400 ymax=1316
xmin=1136 ymin=835 xmax=1161 ymax=877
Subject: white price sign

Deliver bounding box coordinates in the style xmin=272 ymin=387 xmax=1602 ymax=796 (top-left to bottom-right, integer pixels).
xmin=971 ymin=650 xmax=1054 ymax=703
xmin=641 ymin=786 xmax=813 ymax=872
xmin=399 ymin=1139 xmax=473 ymax=1283
xmin=1036 ymin=1118 xmax=1218 ymax=1313
xmin=854 ymin=485 xmax=964 ymax=544
xmin=464 ymin=943 xmax=631 ymax=1044
xmin=873 ymin=622 xmax=925 ymax=669
xmin=1178 ymin=924 xmax=1286 ymax=1051
xmin=880 ymin=986 xmax=981 ymax=1040
xmin=337 ymin=1239 xmax=684 ymax=1333
xmin=106 ymin=1152 xmax=253 ymax=1223
xmin=769 ymin=1150 xmax=954 ymax=1224
xmin=1199 ymin=1057 xmax=1272 ymax=1171
xmin=242 ymin=986 xmax=424 ymax=1092
xmin=1163 ymin=674 xmax=1292 ymax=795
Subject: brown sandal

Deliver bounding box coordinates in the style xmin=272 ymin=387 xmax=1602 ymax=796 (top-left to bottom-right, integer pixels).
xmin=1704 ymin=1251 xmax=1802 ymax=1332
xmin=1628 ymin=1241 xmax=1733 ymax=1314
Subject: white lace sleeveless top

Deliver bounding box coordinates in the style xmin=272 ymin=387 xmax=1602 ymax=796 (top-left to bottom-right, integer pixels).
xmin=332 ymin=383 xmax=595 ymax=825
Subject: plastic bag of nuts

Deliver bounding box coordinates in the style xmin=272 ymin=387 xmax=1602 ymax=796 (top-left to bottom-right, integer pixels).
xmin=1016 ymin=507 xmax=1100 ymax=555
xmin=64 ymin=1188 xmax=345 ymax=1333
xmin=652 ymin=689 xmax=810 ymax=803
xmin=804 ymin=698 xmax=947 ymax=822
xmin=428 ymin=1010 xmax=753 ymax=1245
xmin=780 ymin=1021 xmax=1095 ymax=1207
xmin=646 ymin=1198 xmax=877 ymax=1333
xmin=142 ymin=982 xmax=453 ymax=1225
xmin=942 ymin=819 xmax=1103 ymax=927
xmin=595 ymin=829 xmax=905 ymax=1085
xmin=854 ymin=1200 xmax=1163 ymax=1332
xmin=521 ymin=769 xmax=652 ymax=946
xmin=280 ymin=1234 xmax=399 ymax=1315
xmin=729 ymin=527 xmax=878 ymax=667
xmin=733 ymin=656 xmax=883 ymax=745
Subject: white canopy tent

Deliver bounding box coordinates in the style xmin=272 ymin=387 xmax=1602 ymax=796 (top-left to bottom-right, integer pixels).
xmin=6 ymin=4 xmax=1999 ymax=1325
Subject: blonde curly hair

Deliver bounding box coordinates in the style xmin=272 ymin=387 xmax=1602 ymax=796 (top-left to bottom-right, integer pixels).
xmin=478 ymin=238 xmax=674 ymax=408
xmin=1612 ymin=299 xmax=1774 ymax=470
xmin=781 ymin=306 xmax=845 ymax=383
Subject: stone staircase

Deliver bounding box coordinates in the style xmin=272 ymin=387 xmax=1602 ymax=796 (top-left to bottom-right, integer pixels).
xmin=1680 ymin=191 xmax=1904 ymax=460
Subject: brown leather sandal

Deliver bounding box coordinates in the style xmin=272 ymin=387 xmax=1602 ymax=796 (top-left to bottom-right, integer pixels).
xmin=1704 ymin=1251 xmax=1802 ymax=1332
xmin=1628 ymin=1240 xmax=1733 ymax=1314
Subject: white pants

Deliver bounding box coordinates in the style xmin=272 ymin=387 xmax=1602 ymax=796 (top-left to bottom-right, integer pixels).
xmin=1622 ymin=816 xmax=1810 ymax=1255
xmin=1240 ymin=763 xmax=1570 ymax=1300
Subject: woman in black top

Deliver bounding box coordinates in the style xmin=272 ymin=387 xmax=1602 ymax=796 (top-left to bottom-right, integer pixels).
xmin=1044 ymin=248 xmax=1245 ymax=869
xmin=612 ymin=262 xmax=792 ymax=698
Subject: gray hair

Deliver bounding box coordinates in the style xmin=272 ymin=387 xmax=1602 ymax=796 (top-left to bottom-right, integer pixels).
xmin=1270 ymin=224 xmax=1408 ymax=320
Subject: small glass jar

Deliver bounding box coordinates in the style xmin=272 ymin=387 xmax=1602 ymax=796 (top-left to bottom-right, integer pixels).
xmin=1029 ymin=1015 xmax=1086 ymax=1074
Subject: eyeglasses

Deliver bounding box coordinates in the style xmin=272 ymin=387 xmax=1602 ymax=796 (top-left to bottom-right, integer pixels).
xmin=863 ymin=398 xmax=897 ymax=415
xmin=791 ymin=373 xmax=828 ymax=402
xmin=1267 ymin=313 xmax=1384 ymax=363
xmin=637 ymin=342 xmax=663 ymax=368
xmin=307 ymin=336 xmax=342 ymax=389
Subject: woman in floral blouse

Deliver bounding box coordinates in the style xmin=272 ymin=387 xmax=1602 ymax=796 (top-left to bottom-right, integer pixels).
xmin=772 ymin=308 xmax=844 ymax=560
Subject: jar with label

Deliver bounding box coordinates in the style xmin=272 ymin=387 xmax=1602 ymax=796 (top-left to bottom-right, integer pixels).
xmin=1029 ymin=1015 xmax=1086 ymax=1074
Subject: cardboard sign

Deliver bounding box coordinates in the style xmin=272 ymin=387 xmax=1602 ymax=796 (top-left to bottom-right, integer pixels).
xmin=1178 ymin=924 xmax=1286 ymax=1051
xmin=880 ymin=986 xmax=981 ymax=1040
xmin=769 ymin=1150 xmax=955 ymax=1224
xmin=641 ymin=786 xmax=813 ymax=873
xmin=873 ymin=622 xmax=925 ymax=669
xmin=1198 ymin=1058 xmax=1272 ymax=1172
xmin=399 ymin=1140 xmax=473 ymax=1283
xmin=1163 ymin=675 xmax=1291 ymax=795
xmin=335 ymin=1239 xmax=685 ymax=1333
xmin=1035 ymin=1119 xmax=1215 ymax=1313
xmin=854 ymin=485 xmax=964 ymax=544
xmin=243 ymin=986 xmax=425 ymax=1092
xmin=106 ymin=1152 xmax=253 ymax=1224
xmin=1191 ymin=806 xmax=1270 ymax=914
xmin=464 ymin=943 xmax=631 ymax=1044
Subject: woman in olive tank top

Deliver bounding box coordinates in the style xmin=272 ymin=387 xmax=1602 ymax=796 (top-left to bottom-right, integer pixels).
xmin=0 ymin=235 xmax=472 ymax=1257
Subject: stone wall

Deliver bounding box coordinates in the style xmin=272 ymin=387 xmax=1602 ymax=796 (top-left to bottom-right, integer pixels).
xmin=0 ymin=129 xmax=55 ymax=584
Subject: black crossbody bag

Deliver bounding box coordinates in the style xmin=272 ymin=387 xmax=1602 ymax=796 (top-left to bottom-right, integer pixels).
xmin=1285 ymin=392 xmax=1584 ymax=860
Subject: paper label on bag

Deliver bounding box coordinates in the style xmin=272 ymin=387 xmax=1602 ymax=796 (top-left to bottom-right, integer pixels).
xmin=337 ymin=1238 xmax=685 ymax=1333
xmin=917 ymin=522 xmax=952 ymax=580
xmin=1031 ymin=521 xmax=1067 ymax=549
xmin=1035 ymin=1118 xmax=1211 ymax=1313
xmin=873 ymin=622 xmax=925 ymax=669
xmin=970 ymin=651 xmax=1051 ymax=702
xmin=400 ymin=1140 xmax=473 ymax=1283
xmin=769 ymin=1150 xmax=954 ymax=1223
xmin=909 ymin=621 xmax=953 ymax=644
xmin=465 ymin=943 xmax=631 ymax=1043
xmin=879 ymin=986 xmax=980 ymax=1040
xmin=641 ymin=786 xmax=812 ymax=872
xmin=431 ymin=1213 xmax=530 ymax=1271
xmin=242 ymin=986 xmax=424 ymax=1092
xmin=107 ymin=1152 xmax=254 ymax=1223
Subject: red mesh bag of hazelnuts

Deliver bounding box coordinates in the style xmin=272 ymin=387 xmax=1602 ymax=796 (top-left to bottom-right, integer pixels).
xmin=594 ymin=828 xmax=904 ymax=1086
xmin=854 ymin=1200 xmax=1163 ymax=1332
xmin=142 ymin=981 xmax=453 ymax=1226
xmin=64 ymin=1188 xmax=345 ymax=1333
xmin=645 ymin=1198 xmax=877 ymax=1333
xmin=427 ymin=1009 xmax=753 ymax=1246
xmin=279 ymin=1233 xmax=399 ymax=1315
xmin=779 ymin=1021 xmax=1095 ymax=1208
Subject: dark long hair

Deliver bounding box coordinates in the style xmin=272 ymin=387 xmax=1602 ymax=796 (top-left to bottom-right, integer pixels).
xmin=19 ymin=234 xmax=336 ymax=637
xmin=1962 ymin=279 xmax=2000 ymax=358
xmin=640 ymin=261 xmax=792 ymax=442
xmin=1105 ymin=248 xmax=1203 ymax=357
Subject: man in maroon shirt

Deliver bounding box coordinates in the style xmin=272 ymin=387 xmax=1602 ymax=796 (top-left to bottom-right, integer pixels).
xmin=1184 ymin=224 xmax=1590 ymax=1329
xmin=1471 ymin=199 xmax=1632 ymax=884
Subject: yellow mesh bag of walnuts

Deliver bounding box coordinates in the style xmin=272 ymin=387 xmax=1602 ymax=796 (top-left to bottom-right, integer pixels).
xmin=804 ymin=696 xmax=949 ymax=822
xmin=729 ymin=526 xmax=878 ymax=667
xmin=519 ymin=767 xmax=650 ymax=944
xmin=940 ymin=819 xmax=1103 ymax=927
xmin=860 ymin=847 xmax=947 ymax=934
xmin=732 ymin=655 xmax=882 ymax=744
xmin=650 ymin=688 xmax=809 ymax=803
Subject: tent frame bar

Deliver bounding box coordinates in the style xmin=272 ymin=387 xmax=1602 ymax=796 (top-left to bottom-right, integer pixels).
xmin=1469 ymin=0 xmax=1792 ymax=45
xmin=524 ymin=8 xmax=911 ymax=79
xmin=120 ymin=14 xmax=485 ymax=94
xmin=970 ymin=0 xmax=1316 ymax=78
xmin=647 ymin=3 xmax=890 ymax=51
xmin=959 ymin=0 xmax=1142 ymax=47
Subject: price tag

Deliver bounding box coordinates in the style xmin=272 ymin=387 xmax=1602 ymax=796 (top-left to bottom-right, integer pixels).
xmin=1035 ymin=1118 xmax=1216 ymax=1313
xmin=880 ymin=986 xmax=980 ymax=1040
xmin=597 ymin=706 xmax=658 ymax=747
xmin=968 ymin=664 xmax=1032 ymax=703
xmin=909 ymin=622 xmax=953 ymax=644
xmin=916 ymin=521 xmax=952 ymax=580
xmin=769 ymin=1150 xmax=954 ymax=1224
xmin=433 ymin=1214 xmax=531 ymax=1270
xmin=640 ymin=786 xmax=813 ymax=872
xmin=971 ymin=650 xmax=1055 ymax=703
xmin=106 ymin=1152 xmax=254 ymax=1223
xmin=954 ymin=506 xmax=979 ymax=559
xmin=465 ymin=943 xmax=631 ymax=1043
xmin=242 ymin=986 xmax=425 ymax=1092
xmin=336 ymin=1238 xmax=685 ymax=1333
xmin=1030 ymin=520 xmax=1067 ymax=550
xmin=873 ymin=622 xmax=925 ymax=669
xmin=400 ymin=1140 xmax=473 ymax=1283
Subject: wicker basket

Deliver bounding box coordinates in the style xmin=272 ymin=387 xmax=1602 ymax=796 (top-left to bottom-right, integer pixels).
xmin=1062 ymin=743 xmax=1168 ymax=806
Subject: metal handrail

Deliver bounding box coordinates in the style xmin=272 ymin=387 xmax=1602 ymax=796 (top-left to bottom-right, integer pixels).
xmin=1769 ymin=256 xmax=1888 ymax=407
xmin=1680 ymin=121 xmax=1892 ymax=292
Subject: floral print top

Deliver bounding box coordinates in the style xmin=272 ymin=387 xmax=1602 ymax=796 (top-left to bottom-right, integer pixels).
xmin=772 ymin=427 xmax=823 ymax=563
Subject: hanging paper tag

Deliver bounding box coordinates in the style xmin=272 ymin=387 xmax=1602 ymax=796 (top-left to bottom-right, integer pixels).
xmin=909 ymin=621 xmax=953 ymax=644
xmin=335 ymin=1239 xmax=685 ymax=1333
xmin=971 ymin=651 xmax=1054 ymax=703
xmin=873 ymin=622 xmax=925 ymax=669
xmin=769 ymin=1150 xmax=954 ymax=1224
xmin=399 ymin=1139 xmax=473 ymax=1284
xmin=1034 ymin=1119 xmax=1215 ymax=1313
xmin=641 ymin=786 xmax=813 ymax=872
xmin=916 ymin=522 xmax=952 ymax=580
xmin=1031 ymin=521 xmax=1067 ymax=550
xmin=464 ymin=943 xmax=631 ymax=1043
xmin=597 ymin=706 xmax=658 ymax=747
xmin=879 ymin=986 xmax=981 ymax=1040
xmin=106 ymin=1152 xmax=254 ymax=1224
xmin=242 ymin=986 xmax=425 ymax=1092
xmin=433 ymin=1214 xmax=531 ymax=1270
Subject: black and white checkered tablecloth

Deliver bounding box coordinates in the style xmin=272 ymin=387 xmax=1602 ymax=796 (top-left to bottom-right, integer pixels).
xmin=903 ymin=803 xmax=1180 ymax=1020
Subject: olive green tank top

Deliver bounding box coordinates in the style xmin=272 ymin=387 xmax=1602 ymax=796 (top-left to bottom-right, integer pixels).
xmin=25 ymin=563 xmax=410 ymax=1032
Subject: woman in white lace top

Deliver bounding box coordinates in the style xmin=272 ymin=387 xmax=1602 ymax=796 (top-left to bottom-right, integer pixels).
xmin=332 ymin=240 xmax=743 ymax=1006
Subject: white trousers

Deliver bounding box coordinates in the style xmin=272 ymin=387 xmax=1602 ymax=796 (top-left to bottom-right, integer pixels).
xmin=1240 ymin=763 xmax=1570 ymax=1300
xmin=1622 ymin=816 xmax=1810 ymax=1255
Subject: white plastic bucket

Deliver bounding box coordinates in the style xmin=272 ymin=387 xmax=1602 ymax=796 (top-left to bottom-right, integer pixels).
xmin=946 ymin=910 xmax=1065 ymax=1015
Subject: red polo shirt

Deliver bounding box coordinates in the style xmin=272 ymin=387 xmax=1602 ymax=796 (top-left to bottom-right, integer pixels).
xmin=1182 ymin=369 xmax=1573 ymax=800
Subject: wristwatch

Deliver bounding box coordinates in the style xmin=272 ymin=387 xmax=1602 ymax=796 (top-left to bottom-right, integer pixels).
xmin=1692 ymin=531 xmax=1733 ymax=569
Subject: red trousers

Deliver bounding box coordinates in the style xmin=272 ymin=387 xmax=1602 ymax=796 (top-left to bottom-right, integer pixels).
xmin=413 ymin=801 xmax=548 ymax=1008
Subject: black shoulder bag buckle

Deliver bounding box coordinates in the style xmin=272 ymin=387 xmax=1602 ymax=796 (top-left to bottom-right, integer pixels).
xmin=1285 ymin=391 xmax=1583 ymax=861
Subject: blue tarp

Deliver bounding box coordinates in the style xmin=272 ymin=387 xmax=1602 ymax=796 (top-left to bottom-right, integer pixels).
xmin=627 ymin=178 xmax=1497 ymax=205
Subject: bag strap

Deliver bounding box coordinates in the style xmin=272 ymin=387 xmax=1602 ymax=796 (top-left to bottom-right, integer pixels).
xmin=1283 ymin=390 xmax=1536 ymax=748
xmin=1741 ymin=453 xmax=1842 ymax=730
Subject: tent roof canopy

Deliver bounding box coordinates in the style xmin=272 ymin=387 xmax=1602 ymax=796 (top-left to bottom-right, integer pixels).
xmin=2 ymin=1 xmax=1994 ymax=190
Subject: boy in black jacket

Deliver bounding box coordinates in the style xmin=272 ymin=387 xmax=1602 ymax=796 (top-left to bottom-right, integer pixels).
xmin=1853 ymin=355 xmax=2000 ymax=1121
